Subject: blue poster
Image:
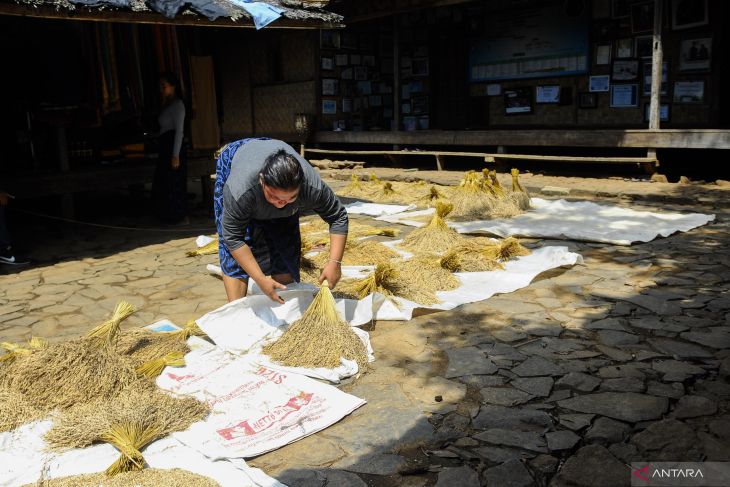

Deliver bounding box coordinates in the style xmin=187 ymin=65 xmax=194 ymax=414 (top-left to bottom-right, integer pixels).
xmin=469 ymin=3 xmax=589 ymax=82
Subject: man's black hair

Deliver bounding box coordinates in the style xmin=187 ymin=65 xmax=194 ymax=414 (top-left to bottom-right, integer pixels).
xmin=260 ymin=149 xmax=304 ymax=189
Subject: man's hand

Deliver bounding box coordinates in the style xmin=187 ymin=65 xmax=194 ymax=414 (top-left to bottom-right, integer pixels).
xmin=258 ymin=276 xmax=287 ymax=304
xmin=319 ymin=260 xmax=342 ymax=288
xmin=171 ymin=156 xmax=181 ymax=170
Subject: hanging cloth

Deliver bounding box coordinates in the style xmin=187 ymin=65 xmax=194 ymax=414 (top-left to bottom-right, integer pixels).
xmin=229 ymin=0 xmax=284 ymax=30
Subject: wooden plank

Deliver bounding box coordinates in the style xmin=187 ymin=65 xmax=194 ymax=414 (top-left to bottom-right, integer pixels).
xmin=435 ymin=155 xmax=444 ymax=171
xmin=490 ymin=154 xmax=657 ymax=164
xmin=0 ymin=3 xmax=343 ymax=29
xmin=313 ymin=129 xmax=730 ymax=150
xmin=304 ymin=148 xmax=492 ymax=157
xmin=648 ymin=0 xmax=664 ymax=130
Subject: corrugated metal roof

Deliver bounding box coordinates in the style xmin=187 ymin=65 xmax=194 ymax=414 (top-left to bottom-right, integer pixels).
xmin=7 ymin=0 xmax=343 ymax=24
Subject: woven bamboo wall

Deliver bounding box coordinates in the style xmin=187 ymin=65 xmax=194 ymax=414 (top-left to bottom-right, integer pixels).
xmin=253 ymin=81 xmax=317 ymax=136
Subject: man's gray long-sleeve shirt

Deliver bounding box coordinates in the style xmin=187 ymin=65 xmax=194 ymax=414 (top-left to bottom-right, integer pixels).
xmin=221 ymin=139 xmax=348 ymax=251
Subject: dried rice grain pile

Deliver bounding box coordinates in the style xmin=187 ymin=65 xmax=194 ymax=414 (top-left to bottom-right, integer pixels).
xmin=27 ymin=468 xmax=220 ymax=487
xmin=335 ymin=263 xmax=404 ymax=300
xmin=263 ymin=283 xmax=368 ymax=370
xmin=398 ymin=202 xmax=463 ymax=253
xmin=0 ymin=386 xmax=44 ymax=432
xmin=45 ymin=380 xmax=209 ymax=452
xmin=0 ymin=338 xmax=138 ymax=412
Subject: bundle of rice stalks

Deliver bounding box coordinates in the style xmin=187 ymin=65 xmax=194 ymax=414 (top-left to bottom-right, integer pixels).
xmin=510 ymin=168 xmax=531 ymax=210
xmin=312 ymin=239 xmax=399 ymax=267
xmin=335 ymin=263 xmax=403 ymax=300
xmin=45 ymin=380 xmax=209 ymax=453
xmin=186 ymin=239 xmax=218 ymax=257
xmin=0 ymin=339 xmax=138 ymax=412
xmin=29 ymin=468 xmax=220 ymax=487
xmin=336 ymin=259 xmax=460 ymax=305
xmin=440 ymin=239 xmax=506 ymax=273
xmin=115 ymin=329 xmax=191 ymax=369
xmin=481 ymin=236 xmax=531 ymax=261
xmin=87 ymin=301 xmax=136 ymax=348
xmin=398 ymin=202 xmax=463 ymax=253
xmin=448 ymin=171 xmax=501 ymax=220
xmin=0 ymin=386 xmax=43 ymax=432
xmin=421 ymin=185 xmax=447 ymax=204
xmin=262 ymin=283 xmax=368 ymax=370
xmin=103 ymin=422 xmax=161 ymax=475
xmin=136 ymin=352 xmax=185 ymax=378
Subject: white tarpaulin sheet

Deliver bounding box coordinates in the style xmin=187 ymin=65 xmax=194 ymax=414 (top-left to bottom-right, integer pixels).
xmin=345 ymin=201 xmax=416 ymax=216
xmin=157 ymin=347 xmax=365 ymax=460
xmin=0 ymin=420 xmax=284 ymax=487
xmin=338 ymin=245 xmax=582 ymax=325
xmin=375 ymin=198 xmax=715 ymax=245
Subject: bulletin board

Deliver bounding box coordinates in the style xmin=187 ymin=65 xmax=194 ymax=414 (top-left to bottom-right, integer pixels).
xmin=469 ymin=2 xmax=590 ymax=81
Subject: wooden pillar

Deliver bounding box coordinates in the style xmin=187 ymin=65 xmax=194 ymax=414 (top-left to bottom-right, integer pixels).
xmin=392 ymin=14 xmax=401 ymax=150
xmin=646 ymin=0 xmax=663 ymax=173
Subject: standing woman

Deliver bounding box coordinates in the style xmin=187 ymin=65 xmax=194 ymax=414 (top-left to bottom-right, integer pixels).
xmin=152 ymin=72 xmax=188 ymax=225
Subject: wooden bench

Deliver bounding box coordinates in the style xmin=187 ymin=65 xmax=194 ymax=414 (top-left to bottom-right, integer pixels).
xmin=303 ymin=147 xmax=658 ymax=172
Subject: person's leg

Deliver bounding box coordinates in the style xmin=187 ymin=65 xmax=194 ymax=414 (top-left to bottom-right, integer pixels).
xmin=222 ymin=275 xmax=248 ymax=302
xmin=0 ymin=205 xmax=10 ymax=248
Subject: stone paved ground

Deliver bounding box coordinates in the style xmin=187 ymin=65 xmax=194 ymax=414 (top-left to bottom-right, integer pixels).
xmin=1 ymin=171 xmax=729 ymax=487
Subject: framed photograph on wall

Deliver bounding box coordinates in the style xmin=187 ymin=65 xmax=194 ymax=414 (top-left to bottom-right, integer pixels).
xmin=335 ymin=54 xmax=349 ymax=67
xmin=612 ymin=0 xmax=630 ymax=19
xmin=679 ymin=36 xmax=712 ymax=71
xmin=487 ymin=83 xmax=502 ymax=96
xmin=671 ymin=0 xmax=709 ymax=30
xmin=412 ymin=58 xmax=429 ymax=76
xmin=321 ymin=57 xmax=333 ymax=71
xmin=610 ymin=84 xmax=639 ymax=107
xmin=615 ymin=38 xmax=634 ymax=59
xmin=631 ymin=1 xmax=654 ymax=34
xmin=673 ymin=81 xmax=704 ymax=103
xmin=578 ymin=92 xmax=598 ymax=108
xmin=342 ymin=98 xmax=353 ymax=113
xmin=321 ymin=99 xmax=337 ymax=115
xmin=644 ymin=103 xmax=670 ymax=122
xmin=595 ymin=43 xmax=612 ymax=65
xmin=536 ymin=85 xmax=561 ymax=104
xmin=411 ymin=95 xmax=429 ymax=115
xmin=589 ymin=75 xmax=610 ymax=92
xmin=504 ymin=87 xmax=532 ymax=114
xmin=341 ymin=68 xmax=353 ymax=80
xmin=612 ymin=59 xmax=639 ymax=81
xmin=322 ymin=78 xmax=339 ymax=96
xmin=635 ymin=35 xmax=653 ymax=59
xmin=354 ymin=66 xmax=368 ymax=81
xmin=642 ymin=62 xmax=669 ymax=96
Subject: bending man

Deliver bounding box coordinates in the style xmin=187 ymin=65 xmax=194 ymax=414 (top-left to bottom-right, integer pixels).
xmin=214 ymin=139 xmax=348 ymax=303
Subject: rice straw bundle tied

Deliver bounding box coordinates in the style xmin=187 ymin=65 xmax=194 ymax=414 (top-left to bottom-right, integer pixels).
xmin=136 ymin=352 xmax=186 ymax=378
xmin=87 ymin=301 xmax=136 ymax=348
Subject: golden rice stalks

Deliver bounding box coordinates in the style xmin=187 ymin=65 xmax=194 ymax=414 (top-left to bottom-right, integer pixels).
xmin=0 ymin=339 xmax=138 ymax=412
xmin=369 ymin=172 xmax=381 ymax=184
xmin=424 ymin=185 xmax=447 ymax=204
xmin=313 ymin=239 xmax=399 ymax=267
xmin=0 ymin=342 xmax=32 ymax=364
xmin=336 ymin=263 xmax=403 ymax=300
xmin=168 ymin=320 xmax=208 ymax=342
xmin=115 ymin=329 xmax=191 ymax=369
xmin=304 ymin=223 xmax=399 ymax=247
xmin=336 ymin=259 xmax=460 ymax=305
xmin=263 ymin=283 xmax=368 ymax=370
xmin=29 ymin=468 xmax=221 ymax=487
xmin=103 ymin=422 xmax=162 ymax=476
xmin=28 ymin=336 xmax=48 ymax=350
xmin=345 ymin=173 xmax=363 ymax=191
xmin=398 ymin=202 xmax=463 ymax=253
xmin=186 ymin=239 xmax=218 ymax=257
xmin=0 ymin=386 xmax=44 ymax=432
xmin=488 ymin=170 xmax=506 ymax=198
xmin=510 ymin=169 xmax=531 ymax=210
xmin=45 ymin=380 xmax=209 ymax=452
xmin=87 ymin=301 xmax=136 ymax=348
xmin=440 ymin=239 xmax=506 ymax=273
xmin=481 ymin=236 xmax=531 ymax=261
xmin=136 ymin=352 xmax=186 ymax=378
